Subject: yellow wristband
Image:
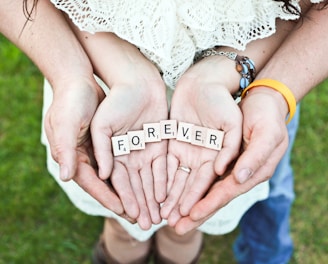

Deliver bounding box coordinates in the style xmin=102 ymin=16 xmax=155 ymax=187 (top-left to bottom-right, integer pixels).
xmin=241 ymin=79 xmax=296 ymax=124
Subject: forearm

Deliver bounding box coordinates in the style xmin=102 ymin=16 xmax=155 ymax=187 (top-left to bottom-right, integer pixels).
xmin=221 ymin=18 xmax=296 ymax=84
xmin=190 ymin=18 xmax=298 ymax=95
xmin=68 ymin=29 xmax=136 ymax=88
xmin=68 ymin=24 xmax=164 ymax=91
xmin=0 ymin=0 xmax=93 ymax=88
xmin=256 ymin=5 xmax=328 ymax=102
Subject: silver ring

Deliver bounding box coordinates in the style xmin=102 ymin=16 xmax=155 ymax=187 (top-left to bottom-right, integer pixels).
xmin=177 ymin=165 xmax=191 ymax=174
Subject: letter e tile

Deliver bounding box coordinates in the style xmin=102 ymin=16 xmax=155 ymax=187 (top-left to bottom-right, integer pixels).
xmin=160 ymin=120 xmax=177 ymax=139
xmin=191 ymin=126 xmax=207 ymax=146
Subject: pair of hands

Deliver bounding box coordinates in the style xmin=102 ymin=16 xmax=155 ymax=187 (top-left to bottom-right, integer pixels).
xmin=44 ymin=47 xmax=290 ymax=234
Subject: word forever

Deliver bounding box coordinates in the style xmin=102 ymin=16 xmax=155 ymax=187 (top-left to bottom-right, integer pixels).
xmin=111 ymin=120 xmax=224 ymax=156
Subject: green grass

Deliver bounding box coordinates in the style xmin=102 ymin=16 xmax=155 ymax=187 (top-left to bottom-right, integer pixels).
xmin=1 ymin=34 xmax=327 ymax=263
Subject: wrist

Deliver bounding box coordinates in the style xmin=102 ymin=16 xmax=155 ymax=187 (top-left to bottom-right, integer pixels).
xmin=50 ymin=74 xmax=104 ymax=103
xmin=181 ymin=55 xmax=239 ymax=96
xmin=243 ymin=86 xmax=289 ymax=119
xmin=242 ymin=79 xmax=296 ymax=124
xmin=194 ymin=47 xmax=256 ymax=98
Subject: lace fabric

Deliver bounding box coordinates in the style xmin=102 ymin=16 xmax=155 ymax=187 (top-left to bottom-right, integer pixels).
xmin=51 ymin=0 xmax=324 ymax=88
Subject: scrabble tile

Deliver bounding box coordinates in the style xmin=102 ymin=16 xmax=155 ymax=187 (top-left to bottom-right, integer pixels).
xmin=176 ymin=122 xmax=194 ymax=143
xmin=205 ymin=128 xmax=224 ymax=150
xmin=143 ymin=123 xmax=161 ymax=142
xmin=111 ymin=135 xmax=130 ymax=156
xmin=191 ymin=125 xmax=207 ymax=146
xmin=127 ymin=130 xmax=146 ymax=150
xmin=160 ymin=120 xmax=177 ymax=139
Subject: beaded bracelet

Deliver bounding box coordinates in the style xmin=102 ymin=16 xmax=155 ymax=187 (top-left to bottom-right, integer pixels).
xmin=194 ymin=48 xmax=256 ymax=99
xmin=241 ymin=79 xmax=296 ymax=124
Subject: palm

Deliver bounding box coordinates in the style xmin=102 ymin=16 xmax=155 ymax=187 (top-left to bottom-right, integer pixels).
xmin=162 ymin=76 xmax=242 ymax=224
xmin=91 ymin=82 xmax=168 ymax=230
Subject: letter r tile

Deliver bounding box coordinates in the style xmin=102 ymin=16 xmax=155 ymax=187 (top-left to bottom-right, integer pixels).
xmin=111 ymin=135 xmax=130 ymax=156
xmin=143 ymin=123 xmax=161 ymax=142
xmin=205 ymin=129 xmax=224 ymax=150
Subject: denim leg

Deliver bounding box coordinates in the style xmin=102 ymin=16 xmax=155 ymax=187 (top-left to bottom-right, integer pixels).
xmin=233 ymin=105 xmax=300 ymax=264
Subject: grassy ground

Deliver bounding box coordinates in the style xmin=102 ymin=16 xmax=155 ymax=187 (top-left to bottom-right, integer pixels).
xmin=0 ymin=35 xmax=327 ymax=263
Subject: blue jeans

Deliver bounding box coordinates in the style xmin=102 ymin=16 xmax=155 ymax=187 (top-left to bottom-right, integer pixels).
xmin=233 ymin=106 xmax=300 ymax=264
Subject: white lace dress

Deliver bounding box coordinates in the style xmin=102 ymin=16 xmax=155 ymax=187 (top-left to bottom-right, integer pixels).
xmin=41 ymin=0 xmax=323 ymax=241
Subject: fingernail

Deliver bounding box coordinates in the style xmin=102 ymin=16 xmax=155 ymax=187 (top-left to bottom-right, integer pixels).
xmin=236 ymin=168 xmax=253 ymax=184
xmin=60 ymin=165 xmax=70 ymax=181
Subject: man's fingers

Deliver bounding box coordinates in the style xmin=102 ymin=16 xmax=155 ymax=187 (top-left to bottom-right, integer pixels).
xmin=45 ymin=111 xmax=81 ymax=181
xmin=91 ymin=129 xmax=114 ymax=180
xmin=74 ymin=162 xmax=124 ymax=215
xmin=175 ymin=215 xmax=209 ymax=236
xmin=233 ymin=128 xmax=288 ymax=184
xmin=111 ymin=162 xmax=140 ymax=219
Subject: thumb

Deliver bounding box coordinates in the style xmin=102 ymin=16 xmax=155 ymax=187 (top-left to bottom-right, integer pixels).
xmin=55 ymin=142 xmax=78 ymax=182
xmin=233 ymin=130 xmax=287 ymax=184
xmin=232 ymin=138 xmax=270 ymax=184
xmin=44 ymin=110 xmax=80 ymax=182
xmin=91 ymin=119 xmax=114 ymax=180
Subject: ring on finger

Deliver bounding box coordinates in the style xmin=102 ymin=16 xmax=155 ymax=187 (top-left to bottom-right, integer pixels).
xmin=177 ymin=165 xmax=191 ymax=174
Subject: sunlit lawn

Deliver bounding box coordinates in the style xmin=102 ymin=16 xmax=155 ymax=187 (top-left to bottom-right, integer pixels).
xmin=1 ymin=35 xmax=327 ymax=263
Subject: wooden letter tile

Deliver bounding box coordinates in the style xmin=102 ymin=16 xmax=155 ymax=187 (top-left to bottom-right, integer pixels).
xmin=191 ymin=125 xmax=207 ymax=146
xmin=176 ymin=122 xmax=194 ymax=143
xmin=111 ymin=135 xmax=130 ymax=156
xmin=127 ymin=130 xmax=146 ymax=150
xmin=205 ymin=128 xmax=224 ymax=150
xmin=160 ymin=120 xmax=177 ymax=139
xmin=143 ymin=123 xmax=161 ymax=142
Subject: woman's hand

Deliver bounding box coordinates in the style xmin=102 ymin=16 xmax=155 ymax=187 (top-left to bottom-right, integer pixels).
xmin=161 ymin=57 xmax=243 ymax=225
xmin=91 ymin=81 xmax=168 ymax=230
xmin=79 ymin=32 xmax=169 ymax=230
